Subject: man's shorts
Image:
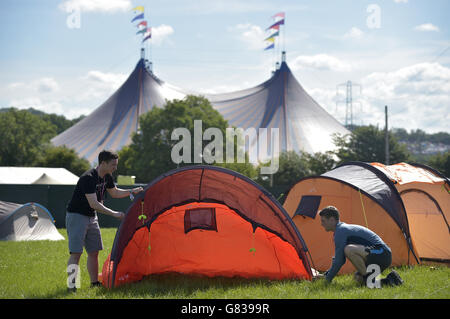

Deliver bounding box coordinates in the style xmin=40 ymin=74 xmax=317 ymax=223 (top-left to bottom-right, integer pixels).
xmin=66 ymin=212 xmax=103 ymax=254
xmin=364 ymin=245 xmax=392 ymax=273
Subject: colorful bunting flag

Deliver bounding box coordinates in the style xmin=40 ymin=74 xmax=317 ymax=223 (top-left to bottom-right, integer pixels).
xmin=272 ymin=12 xmax=285 ymax=19
xmin=142 ymin=28 xmax=152 ymax=43
xmin=266 ymin=19 xmax=284 ymax=30
xmin=264 ymin=31 xmax=279 ymax=41
xmin=131 ymin=13 xmax=144 ymax=23
xmin=265 ymin=37 xmax=275 ymax=43
xmin=264 ymin=43 xmax=274 ymax=50
xmin=137 ymin=21 xmax=147 ymax=28
xmin=133 ymin=6 xmax=145 ymax=13
xmin=136 ymin=27 xmax=148 ymax=35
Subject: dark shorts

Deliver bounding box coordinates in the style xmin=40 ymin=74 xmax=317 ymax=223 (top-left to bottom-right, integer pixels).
xmin=365 ymin=245 xmax=392 ymax=273
xmin=66 ymin=212 xmax=103 ymax=254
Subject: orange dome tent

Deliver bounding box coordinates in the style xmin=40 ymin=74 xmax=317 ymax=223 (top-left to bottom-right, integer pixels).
xmin=371 ymin=162 xmax=449 ymax=262
xmin=283 ymin=162 xmax=420 ymax=275
xmin=102 ymin=166 xmax=313 ymax=288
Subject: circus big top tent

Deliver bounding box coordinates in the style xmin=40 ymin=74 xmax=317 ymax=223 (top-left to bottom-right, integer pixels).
xmin=51 ymin=54 xmax=349 ymax=164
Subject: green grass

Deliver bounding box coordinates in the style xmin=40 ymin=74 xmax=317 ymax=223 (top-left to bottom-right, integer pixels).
xmin=0 ymin=228 xmax=449 ymax=299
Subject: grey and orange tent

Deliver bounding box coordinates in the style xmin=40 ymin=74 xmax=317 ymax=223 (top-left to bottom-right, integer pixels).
xmin=371 ymin=162 xmax=449 ymax=263
xmin=283 ymin=162 xmax=421 ymax=275
xmin=101 ymin=166 xmax=313 ymax=288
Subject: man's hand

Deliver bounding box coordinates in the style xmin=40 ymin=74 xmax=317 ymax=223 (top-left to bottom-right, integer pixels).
xmin=115 ymin=212 xmax=125 ymax=220
xmin=311 ymin=268 xmax=326 ymax=281
xmin=132 ymin=187 xmax=144 ymax=194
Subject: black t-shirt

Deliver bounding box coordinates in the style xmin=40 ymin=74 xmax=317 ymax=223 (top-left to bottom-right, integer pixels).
xmin=67 ymin=168 xmax=115 ymax=217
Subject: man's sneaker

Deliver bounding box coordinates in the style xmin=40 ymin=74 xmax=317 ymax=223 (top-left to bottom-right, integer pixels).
xmin=386 ymin=270 xmax=403 ymax=286
xmin=91 ymin=281 xmax=102 ymax=288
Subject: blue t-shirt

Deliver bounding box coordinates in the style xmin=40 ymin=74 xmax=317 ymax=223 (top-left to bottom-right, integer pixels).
xmin=325 ymin=222 xmax=390 ymax=282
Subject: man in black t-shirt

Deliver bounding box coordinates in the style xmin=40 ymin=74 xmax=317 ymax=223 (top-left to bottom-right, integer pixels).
xmin=66 ymin=150 xmax=143 ymax=290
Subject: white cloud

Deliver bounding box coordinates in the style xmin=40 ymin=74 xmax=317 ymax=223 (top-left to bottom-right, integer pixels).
xmin=394 ymin=0 xmax=408 ymax=3
xmin=229 ymin=23 xmax=265 ymax=50
xmin=80 ymin=70 xmax=127 ymax=100
xmin=360 ymin=62 xmax=450 ymax=132
xmin=36 ymin=77 xmax=60 ymax=93
xmin=59 ymin=0 xmax=132 ymax=13
xmin=290 ymin=54 xmax=353 ymax=72
xmin=344 ymin=27 xmax=364 ymax=39
xmin=301 ymin=62 xmax=450 ymax=133
xmin=414 ymin=23 xmax=440 ymax=32
xmin=151 ymin=24 xmax=175 ymax=46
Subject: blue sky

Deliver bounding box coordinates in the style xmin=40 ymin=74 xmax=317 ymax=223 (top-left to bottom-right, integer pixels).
xmin=1 ymin=0 xmax=449 ymax=133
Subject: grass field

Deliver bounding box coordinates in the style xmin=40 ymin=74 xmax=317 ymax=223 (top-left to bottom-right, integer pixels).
xmin=0 ymin=228 xmax=449 ymax=299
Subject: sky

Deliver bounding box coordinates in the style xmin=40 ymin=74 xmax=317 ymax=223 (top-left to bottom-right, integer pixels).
xmin=1 ymin=0 xmax=449 ymax=133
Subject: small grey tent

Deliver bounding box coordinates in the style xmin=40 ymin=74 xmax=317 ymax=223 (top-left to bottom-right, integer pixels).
xmin=0 ymin=200 xmax=64 ymax=241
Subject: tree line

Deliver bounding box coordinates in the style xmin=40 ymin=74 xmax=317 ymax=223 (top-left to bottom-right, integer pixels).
xmin=1 ymin=98 xmax=448 ymax=197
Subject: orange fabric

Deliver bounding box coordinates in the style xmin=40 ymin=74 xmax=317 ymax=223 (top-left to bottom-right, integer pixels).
xmin=372 ymin=162 xmax=449 ymax=261
xmin=102 ymin=202 xmax=310 ymax=287
xmin=283 ymin=178 xmax=417 ymax=274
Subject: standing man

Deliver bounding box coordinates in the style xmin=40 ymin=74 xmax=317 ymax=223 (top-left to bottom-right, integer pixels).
xmin=66 ymin=150 xmax=143 ymax=290
xmin=314 ymin=206 xmax=403 ymax=287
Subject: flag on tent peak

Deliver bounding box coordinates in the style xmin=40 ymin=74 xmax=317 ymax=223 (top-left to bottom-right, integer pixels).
xmin=137 ymin=20 xmax=147 ymax=28
xmin=131 ymin=12 xmax=144 ymax=23
xmin=264 ymin=43 xmax=274 ymax=50
xmin=266 ymin=19 xmax=285 ymax=30
xmin=142 ymin=28 xmax=152 ymax=42
xmin=272 ymin=12 xmax=285 ymax=19
xmin=133 ymin=6 xmax=144 ymax=13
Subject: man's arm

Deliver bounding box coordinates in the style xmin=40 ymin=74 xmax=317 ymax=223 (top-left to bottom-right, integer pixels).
xmin=85 ymin=193 xmax=124 ymax=220
xmin=107 ymin=186 xmax=144 ymax=199
xmin=325 ymin=231 xmax=346 ymax=282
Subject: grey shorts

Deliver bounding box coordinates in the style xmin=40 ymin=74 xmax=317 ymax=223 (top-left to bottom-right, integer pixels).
xmin=66 ymin=212 xmax=103 ymax=254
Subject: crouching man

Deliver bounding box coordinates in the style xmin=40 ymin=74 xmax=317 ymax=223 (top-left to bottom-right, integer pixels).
xmin=314 ymin=206 xmax=403 ymax=287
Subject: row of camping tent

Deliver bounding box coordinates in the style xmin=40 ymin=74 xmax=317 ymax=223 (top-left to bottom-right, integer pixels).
xmin=1 ymin=162 xmax=448 ymax=287
xmin=100 ymin=161 xmax=449 ymax=288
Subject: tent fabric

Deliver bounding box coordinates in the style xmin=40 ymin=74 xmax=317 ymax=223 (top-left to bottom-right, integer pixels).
xmin=0 ymin=167 xmax=79 ymax=184
xmin=371 ymin=162 xmax=449 ymax=262
xmin=0 ymin=200 xmax=64 ymax=241
xmin=52 ymin=58 xmax=349 ymax=164
xmin=102 ymin=165 xmax=313 ymax=288
xmin=51 ymin=59 xmax=186 ymax=164
xmin=32 ymin=173 xmax=69 ymax=184
xmin=283 ymin=161 xmax=421 ymax=275
xmin=206 ymin=62 xmax=349 ymax=156
xmin=322 ymin=162 xmax=412 ymax=240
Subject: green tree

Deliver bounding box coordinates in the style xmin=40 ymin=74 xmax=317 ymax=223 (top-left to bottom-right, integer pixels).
xmin=333 ymin=125 xmax=411 ymax=164
xmin=256 ymin=151 xmax=311 ymax=199
xmin=426 ymin=151 xmax=450 ymax=177
xmin=117 ymin=95 xmax=256 ymax=183
xmin=0 ymin=109 xmax=56 ymax=166
xmin=35 ymin=145 xmax=90 ymax=176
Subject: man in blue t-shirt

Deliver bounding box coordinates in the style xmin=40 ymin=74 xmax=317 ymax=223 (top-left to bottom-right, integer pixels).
xmin=314 ymin=206 xmax=403 ymax=287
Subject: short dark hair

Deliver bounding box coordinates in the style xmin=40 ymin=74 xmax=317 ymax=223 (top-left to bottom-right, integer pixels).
xmin=319 ymin=206 xmax=340 ymax=221
xmin=98 ymin=150 xmax=118 ymax=164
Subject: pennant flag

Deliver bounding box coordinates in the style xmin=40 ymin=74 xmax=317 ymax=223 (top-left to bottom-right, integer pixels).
xmin=266 ymin=19 xmax=284 ymax=30
xmin=136 ymin=27 xmax=148 ymax=35
xmin=137 ymin=21 xmax=147 ymax=28
xmin=131 ymin=13 xmax=144 ymax=22
xmin=265 ymin=37 xmax=275 ymax=43
xmin=133 ymin=6 xmax=145 ymax=13
xmin=272 ymin=12 xmax=285 ymax=19
xmin=142 ymin=28 xmax=152 ymax=42
xmin=264 ymin=43 xmax=274 ymax=50
xmin=264 ymin=31 xmax=279 ymax=40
